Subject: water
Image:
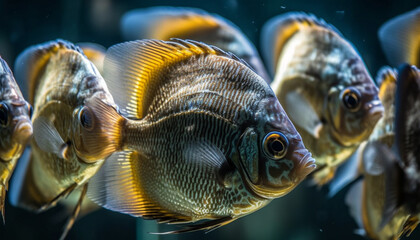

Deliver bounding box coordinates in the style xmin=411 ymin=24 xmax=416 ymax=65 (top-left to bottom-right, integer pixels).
xmin=0 ymin=0 xmax=419 ymax=239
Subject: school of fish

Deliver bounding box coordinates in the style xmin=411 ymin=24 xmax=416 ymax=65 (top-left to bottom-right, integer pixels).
xmin=0 ymin=5 xmax=418 ymax=240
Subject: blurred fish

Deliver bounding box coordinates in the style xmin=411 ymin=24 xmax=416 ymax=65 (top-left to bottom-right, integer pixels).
xmin=378 ymin=7 xmax=420 ymax=67
xmin=10 ymin=40 xmax=123 ymax=238
xmin=261 ymin=12 xmax=383 ymax=185
xmin=120 ymin=6 xmax=270 ymax=81
xmin=78 ymin=42 xmax=106 ymax=74
xmin=346 ymin=64 xmax=420 ymax=239
xmin=86 ymin=39 xmax=316 ymax=233
xmin=0 ymin=57 xmax=32 ymax=222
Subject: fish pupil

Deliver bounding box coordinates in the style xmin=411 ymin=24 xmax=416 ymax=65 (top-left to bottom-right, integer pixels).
xmin=263 ymin=132 xmax=289 ymax=159
xmin=0 ymin=102 xmax=9 ymax=126
xmin=271 ymin=140 xmax=284 ymax=153
xmin=342 ymin=88 xmax=361 ymax=110
xmin=79 ymin=107 xmax=93 ymax=130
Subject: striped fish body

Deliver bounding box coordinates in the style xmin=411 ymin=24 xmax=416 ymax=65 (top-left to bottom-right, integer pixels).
xmin=0 ymin=57 xmax=32 ymax=220
xmin=10 ymin=40 xmax=122 ymax=211
xmin=88 ymin=39 xmax=316 ymax=232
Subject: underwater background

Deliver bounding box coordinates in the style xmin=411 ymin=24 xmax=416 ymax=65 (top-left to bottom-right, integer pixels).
xmin=0 ymin=0 xmax=419 ymax=239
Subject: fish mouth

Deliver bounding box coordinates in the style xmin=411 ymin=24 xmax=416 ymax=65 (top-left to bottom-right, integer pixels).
xmin=13 ymin=121 xmax=33 ymax=145
xmin=296 ymin=151 xmax=317 ymax=180
xmin=365 ymin=100 xmax=384 ymax=128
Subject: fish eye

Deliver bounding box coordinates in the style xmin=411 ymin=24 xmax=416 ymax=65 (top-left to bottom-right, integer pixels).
xmin=27 ymin=104 xmax=33 ymax=118
xmin=78 ymin=107 xmax=94 ymax=130
xmin=263 ymin=131 xmax=289 ymax=159
xmin=0 ymin=102 xmax=9 ymax=127
xmin=341 ymin=87 xmax=361 ymax=111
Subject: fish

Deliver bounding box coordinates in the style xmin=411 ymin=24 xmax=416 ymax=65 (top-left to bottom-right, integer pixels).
xmin=9 ymin=40 xmax=123 ymax=238
xmin=345 ymin=64 xmax=420 ymax=239
xmin=0 ymin=56 xmax=33 ymax=222
xmin=85 ymin=39 xmax=316 ymax=233
xmin=378 ymin=7 xmax=420 ymax=67
xmin=120 ymin=6 xmax=270 ymax=81
xmin=260 ymin=12 xmax=384 ymax=185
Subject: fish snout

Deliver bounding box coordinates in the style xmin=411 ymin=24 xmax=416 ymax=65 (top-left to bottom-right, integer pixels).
xmin=365 ymin=99 xmax=384 ymax=127
xmin=13 ymin=120 xmax=33 ymax=145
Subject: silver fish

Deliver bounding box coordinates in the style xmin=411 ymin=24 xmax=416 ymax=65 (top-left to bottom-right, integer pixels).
xmin=261 ymin=12 xmax=384 ymax=185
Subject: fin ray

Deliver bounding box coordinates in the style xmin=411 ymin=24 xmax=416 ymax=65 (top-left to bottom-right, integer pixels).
xmin=103 ymin=39 xmax=251 ymax=119
xmin=87 ymin=151 xmax=191 ymax=223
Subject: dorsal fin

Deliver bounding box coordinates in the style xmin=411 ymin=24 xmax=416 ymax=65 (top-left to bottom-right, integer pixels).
xmin=375 ymin=66 xmax=397 ymax=89
xmin=378 ymin=7 xmax=420 ymax=67
xmin=14 ymin=39 xmax=85 ymax=103
xmin=103 ymin=38 xmax=251 ymax=119
xmin=261 ymin=12 xmax=342 ymax=76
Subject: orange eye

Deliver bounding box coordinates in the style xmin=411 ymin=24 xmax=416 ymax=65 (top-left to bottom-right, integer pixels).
xmin=263 ymin=131 xmax=288 ymax=159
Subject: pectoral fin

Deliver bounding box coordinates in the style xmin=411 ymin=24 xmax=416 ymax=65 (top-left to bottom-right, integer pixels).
xmin=33 ymin=116 xmax=69 ymax=160
xmin=285 ymin=91 xmax=323 ymax=138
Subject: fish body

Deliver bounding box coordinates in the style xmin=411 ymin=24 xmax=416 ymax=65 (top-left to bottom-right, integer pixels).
xmin=120 ymin=6 xmax=270 ymax=81
xmin=378 ymin=7 xmax=420 ymax=67
xmin=261 ymin=13 xmax=383 ymax=184
xmin=0 ymin=57 xmax=33 ymax=220
xmin=10 ymin=40 xmax=122 ymax=211
xmin=87 ymin=39 xmax=316 ymax=232
xmin=346 ymin=65 xmax=420 ymax=239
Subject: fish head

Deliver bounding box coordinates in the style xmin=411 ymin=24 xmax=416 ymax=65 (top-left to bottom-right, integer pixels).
xmin=0 ymin=99 xmax=33 ymax=161
xmin=326 ymin=67 xmax=384 ymax=147
xmin=237 ymin=97 xmax=316 ymax=199
xmin=71 ymin=81 xmax=123 ymax=164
